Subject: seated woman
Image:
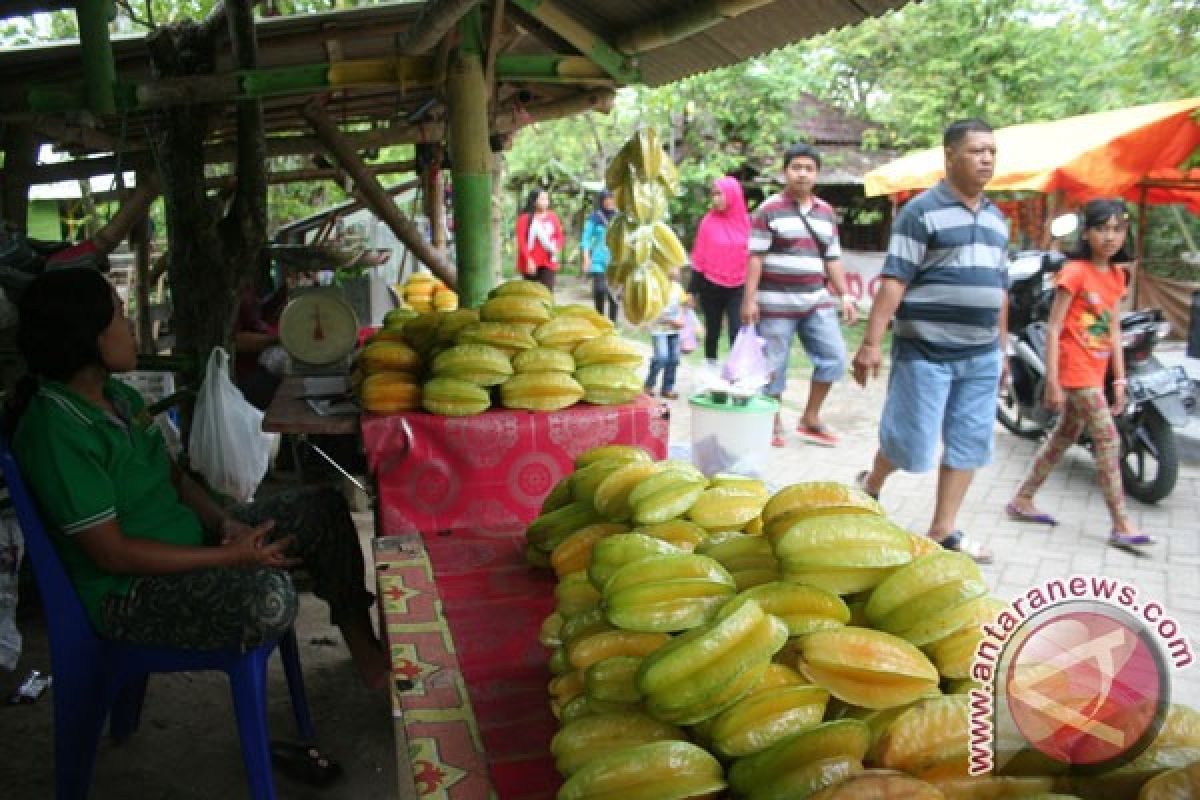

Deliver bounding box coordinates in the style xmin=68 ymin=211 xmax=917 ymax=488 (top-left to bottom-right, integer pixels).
xmin=6 ymin=268 xmax=388 ymax=688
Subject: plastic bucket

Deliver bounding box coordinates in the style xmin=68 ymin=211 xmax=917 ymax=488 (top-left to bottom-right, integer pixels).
xmin=688 ymin=393 xmax=779 ymax=477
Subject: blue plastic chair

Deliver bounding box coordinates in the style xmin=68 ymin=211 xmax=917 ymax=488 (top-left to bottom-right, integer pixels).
xmin=0 ymin=439 xmax=316 ymax=800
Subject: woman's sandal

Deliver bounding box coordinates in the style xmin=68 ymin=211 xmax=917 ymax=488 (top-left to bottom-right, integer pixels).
xmin=938 ymin=530 xmax=994 ymax=564
xmin=1109 ymin=530 xmax=1157 ymax=548
xmin=1004 ymin=501 xmax=1058 ymax=526
xmin=771 ymin=423 xmax=786 ymax=448
xmin=271 ymin=741 xmax=344 ymax=787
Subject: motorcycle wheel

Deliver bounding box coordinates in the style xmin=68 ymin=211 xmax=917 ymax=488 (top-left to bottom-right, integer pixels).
xmin=1120 ymin=408 xmax=1178 ymax=504
xmin=997 ymin=381 xmax=1042 ymax=440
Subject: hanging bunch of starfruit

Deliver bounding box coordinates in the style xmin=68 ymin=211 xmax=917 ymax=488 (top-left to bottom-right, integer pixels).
xmin=604 ymin=128 xmax=689 ymax=325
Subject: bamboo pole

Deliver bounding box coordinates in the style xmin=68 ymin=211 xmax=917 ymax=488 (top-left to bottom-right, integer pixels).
xmin=448 ymin=9 xmax=494 ymax=308
xmin=302 ymin=99 xmax=456 ymax=287
xmin=76 ymin=0 xmax=118 ymax=114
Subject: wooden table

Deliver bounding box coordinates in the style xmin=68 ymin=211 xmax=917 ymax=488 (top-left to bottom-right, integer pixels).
xmin=262 ymin=374 xmax=358 ymax=436
xmin=261 ymin=374 xmax=369 ymax=495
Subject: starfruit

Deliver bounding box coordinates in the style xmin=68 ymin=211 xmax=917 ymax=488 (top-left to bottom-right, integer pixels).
xmin=773 ymin=513 xmax=913 ymax=595
xmin=576 ymin=364 xmax=643 ymax=405
xmin=430 ymin=343 xmax=513 ymax=386
xmin=797 ymin=627 xmax=940 ymax=710
xmin=512 ymin=346 xmax=576 ymax=374
xmin=557 ymin=741 xmax=725 ymax=800
xmin=733 ymin=581 xmax=851 ymax=637
xmin=588 ymin=533 xmax=682 ymax=590
xmin=727 ymin=719 xmax=870 ymax=800
xmin=550 ymin=711 xmax=683 ymax=777
xmin=573 ymin=334 xmax=646 ymax=370
xmin=499 ymin=372 xmax=585 ymax=411
xmin=420 ymin=376 xmax=490 ymax=416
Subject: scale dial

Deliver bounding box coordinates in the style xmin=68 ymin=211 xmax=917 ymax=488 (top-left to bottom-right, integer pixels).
xmin=278 ymin=289 xmax=359 ymax=367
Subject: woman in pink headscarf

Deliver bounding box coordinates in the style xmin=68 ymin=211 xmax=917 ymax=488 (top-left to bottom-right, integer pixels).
xmin=689 ymin=175 xmax=751 ymax=361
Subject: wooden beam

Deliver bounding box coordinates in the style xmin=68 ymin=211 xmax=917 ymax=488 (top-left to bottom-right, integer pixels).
xmin=484 ymin=0 xmax=507 ymax=98
xmin=395 ymin=0 xmax=484 ymax=55
xmin=132 ymin=172 xmax=155 ymax=353
xmin=1 ymin=123 xmax=37 ymax=231
xmin=205 ymin=159 xmax=416 ymax=190
xmin=32 ymin=115 xmax=123 ymax=153
xmin=302 ymin=99 xmax=456 ymax=287
xmin=27 ymin=89 xmax=614 ymax=181
xmin=93 ymin=176 xmax=160 ymax=255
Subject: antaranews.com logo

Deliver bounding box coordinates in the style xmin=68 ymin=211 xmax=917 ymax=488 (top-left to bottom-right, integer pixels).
xmin=969 ymin=574 xmax=1192 ymax=776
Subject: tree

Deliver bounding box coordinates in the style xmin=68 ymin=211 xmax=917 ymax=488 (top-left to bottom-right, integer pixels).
xmin=147 ymin=0 xmax=267 ymax=366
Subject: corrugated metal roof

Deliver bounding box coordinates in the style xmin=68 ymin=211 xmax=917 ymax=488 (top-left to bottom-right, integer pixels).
xmin=549 ymin=0 xmax=908 ymax=87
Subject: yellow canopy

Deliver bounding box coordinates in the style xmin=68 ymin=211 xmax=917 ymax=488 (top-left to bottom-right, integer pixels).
xmin=864 ymin=97 xmax=1200 ymax=200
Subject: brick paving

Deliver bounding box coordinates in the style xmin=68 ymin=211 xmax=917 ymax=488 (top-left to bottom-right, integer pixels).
xmin=657 ymin=352 xmax=1200 ymax=705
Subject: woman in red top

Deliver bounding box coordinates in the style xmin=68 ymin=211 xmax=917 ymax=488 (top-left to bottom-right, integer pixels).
xmin=1006 ymin=198 xmax=1152 ymax=547
xmin=515 ymin=189 xmax=564 ymax=291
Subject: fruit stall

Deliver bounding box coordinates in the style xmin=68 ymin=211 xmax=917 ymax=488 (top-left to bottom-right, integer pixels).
xmin=352 ymin=128 xmax=1200 ymax=800
xmin=373 ymin=444 xmax=1200 ymax=800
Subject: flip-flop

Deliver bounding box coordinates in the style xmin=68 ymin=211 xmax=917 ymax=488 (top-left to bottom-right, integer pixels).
xmin=1109 ymin=530 xmax=1157 ymax=548
xmin=795 ymin=423 xmax=839 ymax=447
xmin=771 ymin=434 xmax=786 ymax=448
xmin=854 ymin=470 xmax=879 ymax=501
xmin=938 ymin=530 xmax=994 ymax=564
xmin=271 ymin=741 xmax=343 ymax=787
xmin=1004 ymin=502 xmax=1058 ymax=526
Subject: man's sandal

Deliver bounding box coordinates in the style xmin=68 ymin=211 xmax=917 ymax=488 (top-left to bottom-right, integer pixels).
xmin=854 ymin=470 xmax=879 ymax=501
xmin=938 ymin=530 xmax=994 ymax=564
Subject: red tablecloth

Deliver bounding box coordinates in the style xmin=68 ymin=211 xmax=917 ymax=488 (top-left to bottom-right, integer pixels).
xmin=362 ymin=396 xmax=669 ymax=535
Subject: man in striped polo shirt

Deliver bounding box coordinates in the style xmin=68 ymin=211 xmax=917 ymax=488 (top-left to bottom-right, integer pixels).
xmin=852 ymin=119 xmax=1008 ymax=564
xmin=742 ymin=143 xmax=858 ymax=448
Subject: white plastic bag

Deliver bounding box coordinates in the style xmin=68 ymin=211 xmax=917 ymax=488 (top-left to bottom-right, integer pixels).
xmin=188 ymin=347 xmax=276 ymax=502
xmin=720 ymin=325 xmax=772 ymax=391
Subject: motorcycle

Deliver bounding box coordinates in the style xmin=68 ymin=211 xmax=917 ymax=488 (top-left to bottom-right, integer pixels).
xmin=997 ymin=216 xmax=1193 ymax=504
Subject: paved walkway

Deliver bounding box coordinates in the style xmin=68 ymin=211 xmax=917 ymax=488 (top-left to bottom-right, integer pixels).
xmin=656 ymin=342 xmax=1200 ymax=705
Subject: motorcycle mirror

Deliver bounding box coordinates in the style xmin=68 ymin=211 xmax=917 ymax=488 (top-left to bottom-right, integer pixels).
xmin=1049 ymin=213 xmax=1079 ymax=239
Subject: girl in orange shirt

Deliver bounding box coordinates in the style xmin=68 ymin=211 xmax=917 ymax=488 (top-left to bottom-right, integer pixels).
xmin=1006 ymin=198 xmax=1152 ymax=547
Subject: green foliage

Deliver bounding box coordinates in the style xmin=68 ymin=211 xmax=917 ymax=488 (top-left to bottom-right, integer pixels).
xmin=787 ymin=0 xmax=1200 ymax=149
xmin=505 ymin=0 xmax=1199 ymax=253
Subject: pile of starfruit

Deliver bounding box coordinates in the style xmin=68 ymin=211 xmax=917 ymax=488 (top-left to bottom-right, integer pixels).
xmin=396 ymin=270 xmax=457 ymax=312
xmin=604 ymin=128 xmax=689 ymax=325
xmin=354 ymin=279 xmax=647 ymax=416
xmin=530 ymin=446 xmax=1200 ymax=800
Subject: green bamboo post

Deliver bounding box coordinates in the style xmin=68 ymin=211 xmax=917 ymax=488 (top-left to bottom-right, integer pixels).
xmin=75 ymin=0 xmax=117 ymax=114
xmin=448 ymin=9 xmax=494 ymax=309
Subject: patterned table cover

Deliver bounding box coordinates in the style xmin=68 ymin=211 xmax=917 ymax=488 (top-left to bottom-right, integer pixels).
xmin=377 ymin=528 xmax=559 ymax=799
xmin=362 ymin=397 xmax=669 ymax=535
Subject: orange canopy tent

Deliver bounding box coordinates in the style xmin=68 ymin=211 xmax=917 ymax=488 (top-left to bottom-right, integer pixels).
xmin=863 ymin=97 xmax=1200 ymax=212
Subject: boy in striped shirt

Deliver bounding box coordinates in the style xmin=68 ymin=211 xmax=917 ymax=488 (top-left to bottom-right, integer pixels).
xmin=742 ymin=143 xmax=857 ymax=447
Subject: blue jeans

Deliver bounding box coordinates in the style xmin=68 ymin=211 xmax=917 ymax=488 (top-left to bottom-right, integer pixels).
xmin=879 ymin=348 xmax=1003 ymax=473
xmin=758 ymin=307 xmax=847 ymax=396
xmin=646 ymin=333 xmax=681 ymax=393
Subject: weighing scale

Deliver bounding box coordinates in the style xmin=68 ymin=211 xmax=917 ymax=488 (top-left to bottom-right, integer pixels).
xmin=278 ymin=288 xmax=360 ymax=375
